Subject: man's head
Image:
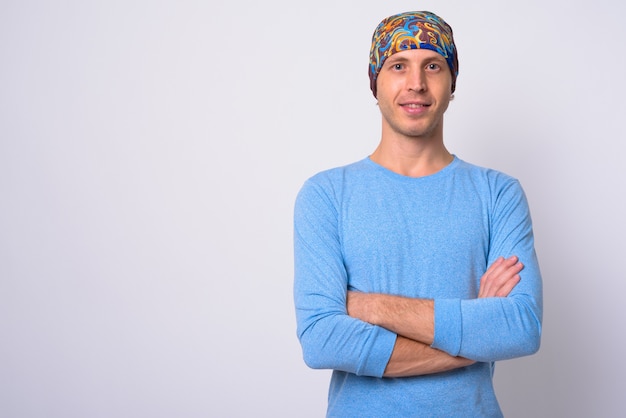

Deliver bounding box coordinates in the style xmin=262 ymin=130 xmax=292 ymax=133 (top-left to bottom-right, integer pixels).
xmin=369 ymin=11 xmax=458 ymax=98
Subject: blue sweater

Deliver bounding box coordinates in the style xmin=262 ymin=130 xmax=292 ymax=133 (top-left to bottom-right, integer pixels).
xmin=293 ymin=156 xmax=542 ymax=417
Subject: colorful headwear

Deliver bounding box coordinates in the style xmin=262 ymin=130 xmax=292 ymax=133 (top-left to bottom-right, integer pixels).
xmin=368 ymin=11 xmax=459 ymax=98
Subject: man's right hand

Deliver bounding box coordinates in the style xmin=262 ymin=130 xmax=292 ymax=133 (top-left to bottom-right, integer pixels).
xmin=478 ymin=256 xmax=523 ymax=298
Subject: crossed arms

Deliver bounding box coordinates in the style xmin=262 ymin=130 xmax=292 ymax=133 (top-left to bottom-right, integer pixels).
xmin=346 ymin=256 xmax=523 ymax=377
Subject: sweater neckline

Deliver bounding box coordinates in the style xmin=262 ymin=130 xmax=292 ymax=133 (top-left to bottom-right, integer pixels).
xmin=364 ymin=155 xmax=460 ymax=182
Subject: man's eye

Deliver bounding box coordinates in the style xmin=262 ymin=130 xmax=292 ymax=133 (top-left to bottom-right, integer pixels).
xmin=393 ymin=63 xmax=404 ymax=70
xmin=427 ymin=63 xmax=441 ymax=70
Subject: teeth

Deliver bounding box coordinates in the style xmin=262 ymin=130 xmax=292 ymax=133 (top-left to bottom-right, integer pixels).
xmin=405 ymin=104 xmax=425 ymax=108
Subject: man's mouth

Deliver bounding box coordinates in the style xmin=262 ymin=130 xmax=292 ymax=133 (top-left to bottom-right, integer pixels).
xmin=402 ymin=103 xmax=430 ymax=108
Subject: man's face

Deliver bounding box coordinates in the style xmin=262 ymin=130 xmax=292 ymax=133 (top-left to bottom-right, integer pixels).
xmin=376 ymin=49 xmax=453 ymax=141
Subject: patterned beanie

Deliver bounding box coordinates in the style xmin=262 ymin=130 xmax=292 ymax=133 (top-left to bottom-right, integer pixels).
xmin=368 ymin=11 xmax=458 ymax=98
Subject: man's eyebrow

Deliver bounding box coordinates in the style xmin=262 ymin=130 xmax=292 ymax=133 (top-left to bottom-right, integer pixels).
xmin=423 ymin=54 xmax=447 ymax=63
xmin=383 ymin=56 xmax=410 ymax=67
xmin=386 ymin=55 xmax=410 ymax=63
xmin=385 ymin=53 xmax=447 ymax=65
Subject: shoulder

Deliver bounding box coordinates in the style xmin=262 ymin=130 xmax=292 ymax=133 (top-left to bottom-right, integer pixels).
xmin=452 ymin=157 xmax=529 ymax=215
xmin=295 ymin=158 xmax=370 ymax=210
xmin=307 ymin=158 xmax=371 ymax=182
xmin=299 ymin=158 xmax=371 ymax=194
xmin=454 ymin=157 xmax=522 ymax=191
xmin=454 ymin=157 xmax=516 ymax=181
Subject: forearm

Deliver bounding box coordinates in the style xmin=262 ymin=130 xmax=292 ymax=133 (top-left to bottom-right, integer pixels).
xmin=348 ymin=292 xmax=434 ymax=345
xmin=346 ymin=294 xmax=474 ymax=377
xmin=384 ymin=336 xmax=474 ymax=377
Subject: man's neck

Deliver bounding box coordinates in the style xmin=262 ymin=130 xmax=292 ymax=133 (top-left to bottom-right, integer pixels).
xmin=370 ymin=134 xmax=453 ymax=178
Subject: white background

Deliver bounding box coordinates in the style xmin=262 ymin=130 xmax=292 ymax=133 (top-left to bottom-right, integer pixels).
xmin=1 ymin=0 xmax=625 ymax=417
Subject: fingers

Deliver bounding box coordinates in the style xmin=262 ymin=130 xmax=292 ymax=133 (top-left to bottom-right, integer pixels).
xmin=478 ymin=256 xmax=523 ymax=298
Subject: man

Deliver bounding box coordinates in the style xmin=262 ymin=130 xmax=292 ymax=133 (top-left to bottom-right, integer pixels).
xmin=293 ymin=11 xmax=542 ymax=417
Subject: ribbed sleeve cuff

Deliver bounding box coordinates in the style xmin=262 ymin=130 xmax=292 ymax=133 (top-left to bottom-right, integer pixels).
xmin=431 ymin=298 xmax=462 ymax=356
xmin=356 ymin=326 xmax=397 ymax=378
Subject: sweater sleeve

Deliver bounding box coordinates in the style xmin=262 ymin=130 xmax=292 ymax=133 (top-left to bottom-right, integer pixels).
xmin=293 ymin=177 xmax=397 ymax=377
xmin=431 ymin=178 xmax=543 ymax=361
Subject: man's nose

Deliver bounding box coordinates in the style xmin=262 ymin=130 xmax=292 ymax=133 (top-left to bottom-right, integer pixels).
xmin=407 ymin=68 xmax=427 ymax=92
